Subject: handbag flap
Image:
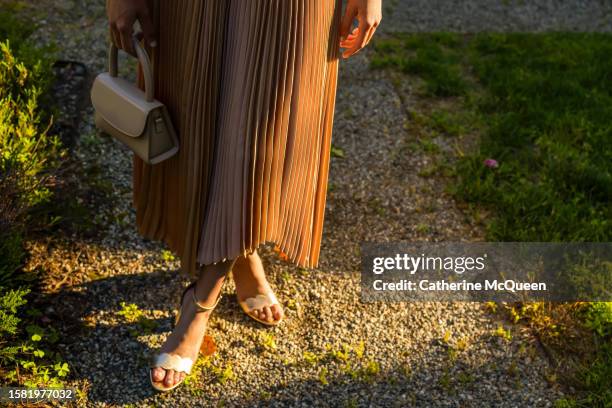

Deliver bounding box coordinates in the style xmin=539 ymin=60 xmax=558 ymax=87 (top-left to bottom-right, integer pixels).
xmin=90 ymin=73 xmax=163 ymax=137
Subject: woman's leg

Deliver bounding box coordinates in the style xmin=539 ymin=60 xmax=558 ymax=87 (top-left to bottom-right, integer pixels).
xmin=232 ymin=249 xmax=284 ymax=323
xmin=151 ymin=257 xmax=235 ymax=388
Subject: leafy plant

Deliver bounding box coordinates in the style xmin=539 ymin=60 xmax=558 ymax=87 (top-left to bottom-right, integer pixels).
xmin=318 ymin=367 xmax=329 ymax=385
xmin=258 ymin=332 xmax=277 ymax=351
xmin=493 ymin=325 xmax=512 ymax=341
xmin=0 ymin=286 xmax=29 ymax=363
xmin=116 ymin=302 xmax=158 ymax=337
xmin=330 ymin=145 xmax=345 ymax=158
xmin=0 ymin=286 xmax=70 ymax=388
xmin=0 ymin=36 xmax=61 ymax=285
xmin=216 ymin=364 xmax=235 ymax=385
xmin=161 ymin=249 xmax=175 ymax=262
xmin=0 ymin=6 xmax=71 ymax=393
xmin=116 ymin=301 xmax=143 ymax=322
xmin=582 ymin=302 xmax=612 ymax=338
xmin=183 ymin=355 xmax=236 ymax=390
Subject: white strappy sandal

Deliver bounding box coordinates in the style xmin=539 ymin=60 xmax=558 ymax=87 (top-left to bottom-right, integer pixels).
xmin=149 ymin=281 xmax=222 ymax=392
xmin=238 ymin=290 xmax=283 ymax=326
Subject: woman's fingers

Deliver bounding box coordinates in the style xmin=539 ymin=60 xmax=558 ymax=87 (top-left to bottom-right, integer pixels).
xmin=339 ymin=0 xmax=382 ymax=59
xmin=106 ymin=0 xmax=153 ymax=56
xmin=339 ymin=3 xmax=357 ymax=40
xmin=340 ymin=27 xmax=359 ymax=45
xmin=348 ymin=26 xmax=360 ymax=39
xmin=137 ymin=8 xmax=157 ymax=47
xmin=109 ymin=24 xmax=121 ymax=49
xmin=340 ymin=27 xmax=361 ymax=49
xmin=117 ymin=16 xmax=136 ymax=56
xmin=342 ymin=16 xmax=369 ymax=58
xmin=340 ymin=37 xmax=357 ymax=47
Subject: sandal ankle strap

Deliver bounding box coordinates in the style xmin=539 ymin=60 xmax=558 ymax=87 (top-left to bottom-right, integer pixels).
xmin=191 ymin=283 xmax=222 ymax=312
xmin=186 ymin=264 xmax=232 ymax=313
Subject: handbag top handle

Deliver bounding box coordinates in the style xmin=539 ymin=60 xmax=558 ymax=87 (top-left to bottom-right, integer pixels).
xmin=108 ymin=35 xmax=155 ymax=103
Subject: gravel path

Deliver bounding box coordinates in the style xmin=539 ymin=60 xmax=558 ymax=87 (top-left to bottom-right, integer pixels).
xmin=19 ymin=1 xmax=608 ymax=406
xmin=381 ymin=0 xmax=612 ymax=33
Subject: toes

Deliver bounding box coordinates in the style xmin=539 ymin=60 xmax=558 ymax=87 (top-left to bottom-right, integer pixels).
xmin=271 ymin=304 xmax=283 ymax=321
xmin=252 ymin=309 xmax=260 ymax=318
xmin=154 ymin=367 xmax=186 ymax=388
xmin=164 ymin=369 xmax=176 ymax=387
xmin=152 ymin=367 xmax=165 ymax=382
xmin=263 ymin=306 xmax=273 ymax=322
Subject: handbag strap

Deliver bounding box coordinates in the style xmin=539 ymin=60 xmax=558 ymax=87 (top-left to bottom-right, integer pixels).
xmin=108 ymin=38 xmax=155 ymax=102
xmin=106 ymin=0 xmax=159 ymax=103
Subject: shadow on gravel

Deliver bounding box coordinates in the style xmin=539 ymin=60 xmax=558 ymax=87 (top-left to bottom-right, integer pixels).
xmin=36 ymin=267 xmax=293 ymax=405
xmin=35 ymin=265 xmax=560 ymax=407
xmin=36 ymin=268 xmax=186 ymax=404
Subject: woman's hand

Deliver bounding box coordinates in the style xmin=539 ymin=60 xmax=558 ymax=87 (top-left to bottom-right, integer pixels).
xmin=339 ymin=0 xmax=382 ymax=58
xmin=106 ymin=0 xmax=156 ymax=56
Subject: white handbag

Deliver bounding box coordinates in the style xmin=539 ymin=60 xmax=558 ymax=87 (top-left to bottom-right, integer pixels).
xmin=90 ymin=34 xmax=179 ymax=164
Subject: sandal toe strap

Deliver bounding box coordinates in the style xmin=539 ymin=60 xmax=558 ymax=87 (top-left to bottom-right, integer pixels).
xmin=243 ymin=291 xmax=279 ymax=312
xmin=151 ymin=352 xmax=194 ymax=375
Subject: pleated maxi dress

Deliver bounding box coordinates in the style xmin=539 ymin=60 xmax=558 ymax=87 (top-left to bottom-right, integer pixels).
xmin=133 ymin=0 xmax=342 ymax=278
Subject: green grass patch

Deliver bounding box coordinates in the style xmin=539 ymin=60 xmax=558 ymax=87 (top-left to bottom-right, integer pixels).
xmin=373 ymin=32 xmax=610 ymax=241
xmin=458 ymin=33 xmax=611 ymax=242
xmin=371 ymin=33 xmax=468 ymax=97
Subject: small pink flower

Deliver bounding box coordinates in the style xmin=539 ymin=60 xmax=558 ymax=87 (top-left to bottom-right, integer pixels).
xmin=483 ymin=158 xmax=499 ymax=168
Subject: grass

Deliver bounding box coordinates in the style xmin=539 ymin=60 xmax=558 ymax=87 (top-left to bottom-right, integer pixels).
xmin=371 ymin=32 xmax=612 ymax=407
xmin=373 ymin=32 xmax=611 ymax=242
xmin=298 ymin=341 xmax=382 ymax=386
xmin=183 ymin=355 xmax=236 ymax=393
xmin=371 ymin=33 xmax=468 ymax=97
xmin=460 ymin=33 xmax=611 ymax=242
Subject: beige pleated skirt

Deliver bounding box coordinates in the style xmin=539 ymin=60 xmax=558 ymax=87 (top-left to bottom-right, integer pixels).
xmin=134 ymin=0 xmax=342 ymax=278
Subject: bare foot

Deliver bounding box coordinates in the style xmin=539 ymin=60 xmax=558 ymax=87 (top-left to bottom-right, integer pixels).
xmin=232 ymin=250 xmax=284 ymax=324
xmin=150 ymin=283 xmax=215 ymax=388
